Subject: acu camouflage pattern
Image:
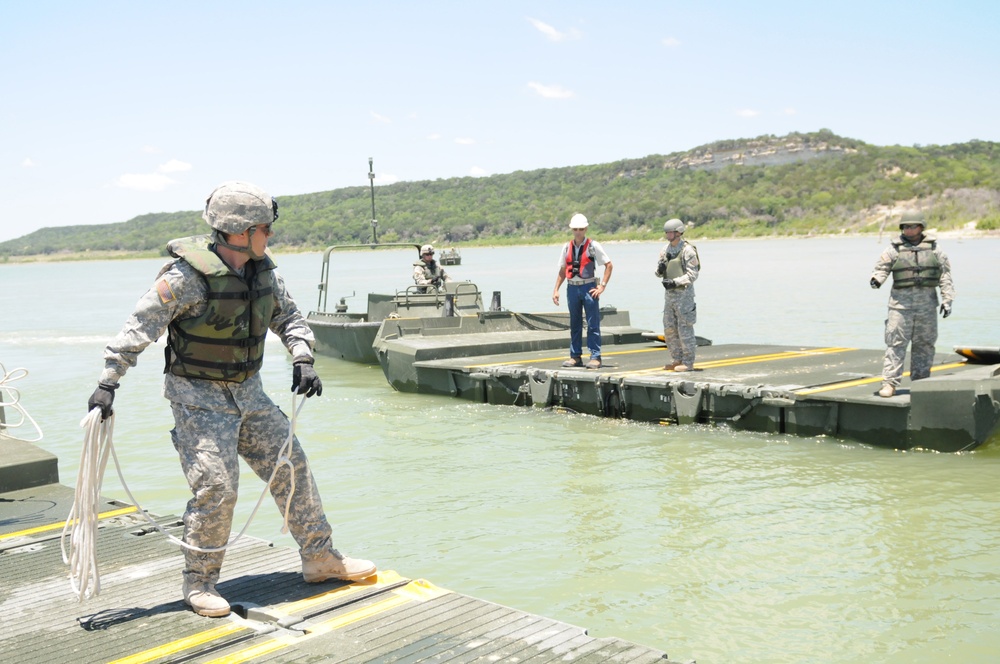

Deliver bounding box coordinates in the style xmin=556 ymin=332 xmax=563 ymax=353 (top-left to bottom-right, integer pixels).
xmin=99 ymin=236 xmax=331 ymax=584
xmin=165 ymin=237 xmax=275 ymax=382
xmin=655 ymin=241 xmax=700 ymax=367
xmin=871 ymin=232 xmax=955 ymax=387
xmin=171 ymin=400 xmax=333 ymax=585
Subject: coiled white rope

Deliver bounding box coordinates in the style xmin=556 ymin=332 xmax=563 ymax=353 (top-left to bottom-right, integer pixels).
xmin=61 ymin=394 xmax=305 ymax=601
xmin=0 ymin=363 xmax=43 ymax=443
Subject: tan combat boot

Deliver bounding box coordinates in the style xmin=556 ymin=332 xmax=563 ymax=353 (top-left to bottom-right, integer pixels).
xmin=878 ymin=384 xmax=895 ymax=398
xmin=182 ymin=579 xmax=231 ymax=617
xmin=663 ymin=361 xmax=680 ymax=371
xmin=673 ymin=364 xmax=690 ymax=372
xmin=302 ymin=549 xmax=377 ymax=583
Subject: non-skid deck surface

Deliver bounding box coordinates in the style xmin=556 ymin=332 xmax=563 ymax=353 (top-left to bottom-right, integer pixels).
xmin=0 ymin=483 xmax=677 ymax=663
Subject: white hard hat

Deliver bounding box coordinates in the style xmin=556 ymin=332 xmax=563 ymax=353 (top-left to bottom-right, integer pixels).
xmin=569 ymin=213 xmax=589 ymax=229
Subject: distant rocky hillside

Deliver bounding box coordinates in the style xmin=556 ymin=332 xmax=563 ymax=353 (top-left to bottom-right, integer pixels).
xmin=3 ymin=129 xmax=998 ymax=260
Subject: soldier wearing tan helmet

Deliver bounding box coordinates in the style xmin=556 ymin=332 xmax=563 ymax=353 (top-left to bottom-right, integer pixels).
xmin=655 ymin=218 xmax=701 ymax=372
xmin=870 ymin=210 xmax=955 ymax=397
xmin=552 ymin=213 xmax=614 ymax=369
xmin=87 ymin=181 xmax=376 ymax=617
xmin=413 ymin=243 xmax=451 ymax=292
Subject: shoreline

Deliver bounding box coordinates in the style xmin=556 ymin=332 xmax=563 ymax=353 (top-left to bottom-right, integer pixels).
xmin=2 ymin=229 xmax=996 ymax=265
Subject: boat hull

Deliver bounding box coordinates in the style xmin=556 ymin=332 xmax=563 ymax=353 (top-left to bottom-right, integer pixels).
xmin=309 ymin=312 xmax=380 ymax=363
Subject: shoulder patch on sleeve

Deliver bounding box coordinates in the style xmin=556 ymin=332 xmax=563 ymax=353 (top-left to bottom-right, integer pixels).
xmin=156 ymin=278 xmax=176 ymax=304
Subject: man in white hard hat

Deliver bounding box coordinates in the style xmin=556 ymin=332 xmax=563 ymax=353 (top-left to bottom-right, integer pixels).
xmin=552 ymin=213 xmax=613 ymax=369
xmin=655 ymin=218 xmax=701 ymax=372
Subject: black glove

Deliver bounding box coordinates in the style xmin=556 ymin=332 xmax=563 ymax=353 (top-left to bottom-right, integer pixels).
xmin=431 ymin=276 xmax=442 ymax=288
xmin=940 ymin=303 xmax=952 ymax=318
xmin=87 ymin=383 xmax=117 ymax=420
xmin=292 ymin=361 xmax=323 ymax=397
xmin=655 ymin=260 xmax=666 ymax=276
xmin=870 ymin=278 xmax=881 ymax=289
xmin=662 ymin=279 xmax=676 ymax=290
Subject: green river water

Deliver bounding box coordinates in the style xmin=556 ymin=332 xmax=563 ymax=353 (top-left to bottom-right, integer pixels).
xmin=2 ymin=237 xmax=998 ymax=662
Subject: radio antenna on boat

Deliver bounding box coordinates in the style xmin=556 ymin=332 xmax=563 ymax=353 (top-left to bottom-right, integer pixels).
xmin=368 ymin=157 xmax=378 ymax=244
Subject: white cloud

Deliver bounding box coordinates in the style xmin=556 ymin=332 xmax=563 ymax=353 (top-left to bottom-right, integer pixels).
xmin=662 ymin=37 xmax=681 ymax=47
xmin=114 ymin=173 xmax=177 ymax=192
xmin=784 ymin=107 xmax=798 ymax=115
xmin=455 ymin=137 xmax=476 ymax=145
xmin=370 ymin=111 xmax=392 ymax=124
xmin=427 ymin=133 xmax=443 ymax=141
xmin=469 ymin=166 xmax=488 ymax=177
xmin=736 ymin=108 xmax=760 ymax=118
xmin=528 ymin=81 xmax=575 ymax=99
xmin=158 ymin=159 xmax=192 ymax=173
xmin=527 ymin=17 xmax=581 ymax=42
xmin=22 ymin=157 xmax=35 ymax=167
xmin=142 ymin=145 xmax=160 ymax=154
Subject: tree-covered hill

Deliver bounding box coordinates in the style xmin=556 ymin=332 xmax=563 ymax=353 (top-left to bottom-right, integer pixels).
xmin=3 ymin=129 xmax=998 ymax=260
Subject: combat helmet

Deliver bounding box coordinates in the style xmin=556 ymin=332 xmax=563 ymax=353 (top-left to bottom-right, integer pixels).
xmin=663 ymin=218 xmax=685 ymax=234
xmin=203 ymin=181 xmax=278 ymax=236
xmin=420 ymin=244 xmax=435 ymax=255
xmin=898 ymin=210 xmax=926 ymax=230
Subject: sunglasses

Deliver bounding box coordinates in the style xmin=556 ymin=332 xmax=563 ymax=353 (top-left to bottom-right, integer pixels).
xmin=900 ymin=223 xmax=922 ymax=230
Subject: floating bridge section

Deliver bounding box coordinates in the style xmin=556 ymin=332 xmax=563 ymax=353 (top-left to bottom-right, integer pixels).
xmin=373 ymin=312 xmax=1000 ymax=452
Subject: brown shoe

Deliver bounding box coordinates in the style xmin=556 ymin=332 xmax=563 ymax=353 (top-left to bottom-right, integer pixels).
xmin=878 ymin=384 xmax=895 ymax=398
xmin=673 ymin=364 xmax=690 ymax=372
xmin=664 ymin=361 xmax=680 ymax=371
xmin=182 ymin=579 xmax=231 ymax=617
xmin=562 ymin=357 xmax=583 ymax=367
xmin=302 ymin=549 xmax=377 ymax=583
xmin=586 ymin=358 xmax=602 ymax=369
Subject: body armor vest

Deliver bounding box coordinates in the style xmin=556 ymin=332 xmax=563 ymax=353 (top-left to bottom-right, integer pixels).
xmin=166 ymin=237 xmax=275 ymax=382
xmin=664 ymin=242 xmax=697 ymax=280
xmin=890 ymin=236 xmax=941 ymax=288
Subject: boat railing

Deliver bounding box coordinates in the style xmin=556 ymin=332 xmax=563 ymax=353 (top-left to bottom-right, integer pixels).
xmin=395 ymin=281 xmax=483 ymax=314
xmin=315 ymin=242 xmax=421 ymax=312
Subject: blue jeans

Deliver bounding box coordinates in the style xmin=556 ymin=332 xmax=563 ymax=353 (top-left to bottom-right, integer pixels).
xmin=566 ymin=282 xmax=601 ymax=359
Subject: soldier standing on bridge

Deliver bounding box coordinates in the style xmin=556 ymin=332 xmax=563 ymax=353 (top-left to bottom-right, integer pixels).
xmin=655 ymin=218 xmax=700 ymax=372
xmin=86 ymin=181 xmax=376 ymax=617
xmin=870 ymin=210 xmax=955 ymax=398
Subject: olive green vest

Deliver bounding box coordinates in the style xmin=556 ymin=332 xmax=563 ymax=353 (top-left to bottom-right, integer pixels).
xmin=665 ymin=242 xmax=698 ymax=280
xmin=165 ymin=237 xmax=276 ymax=382
xmin=890 ymin=236 xmax=941 ymax=288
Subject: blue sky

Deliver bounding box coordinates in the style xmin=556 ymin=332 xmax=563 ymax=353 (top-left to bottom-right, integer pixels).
xmin=3 ymin=1 xmax=998 ymax=242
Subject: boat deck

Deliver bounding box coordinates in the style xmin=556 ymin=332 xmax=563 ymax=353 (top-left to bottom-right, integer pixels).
xmin=0 ymin=480 xmax=678 ymax=663
xmin=399 ymin=341 xmax=1000 ymax=452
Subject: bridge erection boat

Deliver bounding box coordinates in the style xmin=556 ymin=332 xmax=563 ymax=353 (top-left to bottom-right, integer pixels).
xmin=372 ymin=323 xmax=1000 ymax=453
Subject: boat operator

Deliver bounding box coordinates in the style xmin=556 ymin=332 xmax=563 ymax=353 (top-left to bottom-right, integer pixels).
xmin=86 ymin=181 xmax=377 ymax=617
xmin=870 ymin=209 xmax=955 ymax=398
xmin=552 ymin=213 xmax=613 ymax=370
xmin=654 ymin=218 xmax=701 ymax=372
xmin=413 ymin=243 xmax=451 ymax=292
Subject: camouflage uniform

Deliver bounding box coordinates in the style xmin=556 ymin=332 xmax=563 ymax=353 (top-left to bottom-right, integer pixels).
xmin=99 ymin=239 xmax=334 ymax=586
xmin=871 ymin=232 xmax=955 ymax=388
xmin=655 ymin=240 xmax=700 ymax=368
xmin=412 ymin=260 xmax=449 ymax=292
